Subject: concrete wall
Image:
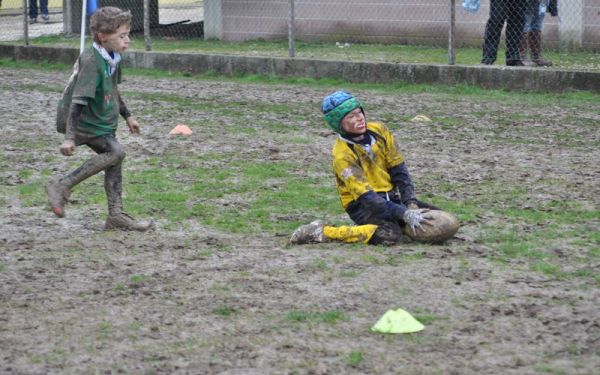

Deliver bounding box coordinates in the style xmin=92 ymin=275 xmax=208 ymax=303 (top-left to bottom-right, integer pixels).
xmin=204 ymin=0 xmax=600 ymax=51
xmin=2 ymin=44 xmax=599 ymax=93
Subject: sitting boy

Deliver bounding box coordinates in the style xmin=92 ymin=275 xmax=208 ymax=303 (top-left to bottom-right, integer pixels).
xmin=290 ymin=91 xmax=458 ymax=245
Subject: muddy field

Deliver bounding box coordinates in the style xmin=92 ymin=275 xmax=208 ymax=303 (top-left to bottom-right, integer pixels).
xmin=1 ymin=66 xmax=599 ymax=374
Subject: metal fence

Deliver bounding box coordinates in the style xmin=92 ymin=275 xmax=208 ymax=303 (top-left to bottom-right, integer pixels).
xmin=1 ymin=0 xmax=598 ymax=66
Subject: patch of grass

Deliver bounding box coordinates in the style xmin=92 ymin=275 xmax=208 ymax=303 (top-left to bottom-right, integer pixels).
xmin=12 ymin=34 xmax=600 ymax=71
xmin=346 ymin=350 xmax=364 ymax=367
xmin=17 ymin=181 xmax=47 ymax=207
xmin=128 ymin=274 xmax=149 ymax=287
xmin=339 ymin=268 xmax=361 ymax=278
xmin=212 ymin=305 xmax=237 ymax=317
xmin=535 ymin=365 xmax=567 ymax=375
xmin=285 ymin=310 xmax=348 ymax=324
xmin=529 ymin=261 xmax=563 ymax=277
xmin=113 ymin=283 xmax=126 ymax=293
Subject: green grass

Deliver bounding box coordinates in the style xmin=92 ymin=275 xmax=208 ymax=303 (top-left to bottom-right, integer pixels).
xmin=346 ymin=350 xmax=364 ymax=367
xmin=212 ymin=305 xmax=237 ymax=317
xmin=7 ymin=34 xmax=600 ymax=71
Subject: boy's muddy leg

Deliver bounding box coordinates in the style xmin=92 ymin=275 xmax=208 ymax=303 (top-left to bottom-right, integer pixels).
xmin=45 ymin=136 xmax=125 ymax=218
xmin=99 ymin=137 xmax=153 ymax=231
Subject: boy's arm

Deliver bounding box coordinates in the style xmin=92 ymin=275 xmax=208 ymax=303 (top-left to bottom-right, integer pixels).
xmin=389 ymin=163 xmax=417 ymax=208
xmin=60 ymin=102 xmax=85 ymax=156
xmin=118 ymin=94 xmax=140 ymax=134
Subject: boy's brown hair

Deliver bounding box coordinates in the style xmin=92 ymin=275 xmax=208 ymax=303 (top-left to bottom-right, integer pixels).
xmin=89 ymin=7 xmax=132 ymax=43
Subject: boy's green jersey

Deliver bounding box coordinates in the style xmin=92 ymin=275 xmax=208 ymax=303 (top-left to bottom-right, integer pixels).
xmin=70 ymin=47 xmax=122 ymax=137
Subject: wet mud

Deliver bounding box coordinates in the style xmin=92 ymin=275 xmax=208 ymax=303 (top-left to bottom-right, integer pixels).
xmin=1 ymin=67 xmax=599 ymax=374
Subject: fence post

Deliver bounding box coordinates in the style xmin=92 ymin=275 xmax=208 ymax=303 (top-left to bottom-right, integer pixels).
xmin=22 ymin=0 xmax=29 ymax=45
xmin=448 ymin=0 xmax=456 ymax=65
xmin=144 ymin=0 xmax=152 ymax=51
xmin=288 ymin=0 xmax=296 ymax=58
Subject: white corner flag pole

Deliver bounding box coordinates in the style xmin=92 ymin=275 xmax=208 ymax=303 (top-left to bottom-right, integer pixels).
xmin=80 ymin=0 xmax=88 ymax=54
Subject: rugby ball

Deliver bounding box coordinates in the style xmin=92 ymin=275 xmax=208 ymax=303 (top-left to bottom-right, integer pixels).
xmin=404 ymin=210 xmax=459 ymax=244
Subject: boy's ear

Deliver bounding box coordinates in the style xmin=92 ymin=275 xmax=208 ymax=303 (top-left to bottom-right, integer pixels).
xmin=97 ymin=32 xmax=107 ymax=43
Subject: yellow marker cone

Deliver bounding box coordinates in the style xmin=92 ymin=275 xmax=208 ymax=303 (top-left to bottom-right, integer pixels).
xmin=411 ymin=115 xmax=431 ymax=122
xmin=371 ymin=308 xmax=425 ymax=334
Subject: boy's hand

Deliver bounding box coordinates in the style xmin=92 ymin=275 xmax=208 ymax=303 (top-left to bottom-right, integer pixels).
xmin=60 ymin=140 xmax=76 ymax=156
xmin=402 ymin=208 xmax=433 ymax=234
xmin=126 ymin=117 xmax=141 ymax=134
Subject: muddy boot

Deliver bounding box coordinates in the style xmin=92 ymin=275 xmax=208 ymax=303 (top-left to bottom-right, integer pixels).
xmin=45 ymin=177 xmax=71 ymax=218
xmin=290 ymin=220 xmax=327 ymax=244
xmin=104 ymin=164 xmax=153 ymax=231
xmin=518 ymin=32 xmax=532 ymax=66
xmin=530 ymin=31 xmax=552 ymax=67
xmin=105 ymin=212 xmax=154 ymax=231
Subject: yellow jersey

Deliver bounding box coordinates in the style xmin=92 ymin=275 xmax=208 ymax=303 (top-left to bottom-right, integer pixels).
xmin=332 ymin=122 xmax=405 ymax=209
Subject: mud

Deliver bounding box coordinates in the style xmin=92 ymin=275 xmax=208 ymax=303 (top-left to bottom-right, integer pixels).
xmin=1 ymin=67 xmax=599 ymax=374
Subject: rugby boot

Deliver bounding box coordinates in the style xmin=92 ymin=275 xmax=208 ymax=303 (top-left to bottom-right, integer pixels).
xmin=105 ymin=212 xmax=154 ymax=231
xmin=290 ymin=220 xmax=327 ymax=244
xmin=45 ymin=178 xmax=70 ymax=217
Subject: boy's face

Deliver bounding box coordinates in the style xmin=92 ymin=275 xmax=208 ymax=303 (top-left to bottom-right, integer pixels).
xmin=99 ymin=23 xmax=131 ymax=54
xmin=340 ymin=108 xmax=366 ymax=135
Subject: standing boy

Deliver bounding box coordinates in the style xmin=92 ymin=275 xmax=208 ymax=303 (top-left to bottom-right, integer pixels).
xmin=46 ymin=7 xmax=153 ymax=231
xmin=290 ymin=91 xmax=458 ymax=245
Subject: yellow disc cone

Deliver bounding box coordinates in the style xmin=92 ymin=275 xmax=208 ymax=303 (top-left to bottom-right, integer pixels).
xmin=371 ymin=308 xmax=425 ymax=334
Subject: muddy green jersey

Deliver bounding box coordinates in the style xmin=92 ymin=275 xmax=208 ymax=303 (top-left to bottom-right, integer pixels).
xmin=71 ymin=47 xmax=122 ymax=137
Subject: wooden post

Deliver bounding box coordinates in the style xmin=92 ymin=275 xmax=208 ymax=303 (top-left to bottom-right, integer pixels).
xmin=22 ymin=0 xmax=29 ymax=46
xmin=448 ymin=0 xmax=456 ymax=65
xmin=288 ymin=0 xmax=296 ymax=58
xmin=144 ymin=0 xmax=152 ymax=51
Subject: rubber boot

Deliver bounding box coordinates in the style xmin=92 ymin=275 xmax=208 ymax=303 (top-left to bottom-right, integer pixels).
xmin=104 ymin=164 xmax=153 ymax=231
xmin=530 ymin=31 xmax=552 ymax=67
xmin=518 ymin=31 xmax=532 ymax=66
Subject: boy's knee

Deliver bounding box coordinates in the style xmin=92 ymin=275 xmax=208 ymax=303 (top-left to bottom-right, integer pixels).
xmin=115 ymin=148 xmax=126 ymax=162
xmin=368 ymin=221 xmax=402 ymax=246
xmin=106 ymin=147 xmax=125 ymax=165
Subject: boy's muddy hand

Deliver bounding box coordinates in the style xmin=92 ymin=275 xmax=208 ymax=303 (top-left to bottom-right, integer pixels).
xmin=126 ymin=117 xmax=140 ymax=134
xmin=403 ymin=208 xmax=433 ymax=233
xmin=60 ymin=140 xmax=75 ymax=156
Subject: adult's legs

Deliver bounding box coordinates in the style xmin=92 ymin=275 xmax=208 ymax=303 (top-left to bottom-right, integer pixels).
xmin=529 ymin=9 xmax=552 ymax=66
xmin=28 ymin=0 xmax=38 ymax=20
xmin=506 ymin=0 xmax=526 ymax=65
xmin=482 ymin=0 xmax=506 ymax=64
xmin=39 ymin=0 xmax=48 ymax=16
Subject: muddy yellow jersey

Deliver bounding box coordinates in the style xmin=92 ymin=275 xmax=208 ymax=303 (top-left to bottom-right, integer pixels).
xmin=332 ymin=122 xmax=405 ymax=209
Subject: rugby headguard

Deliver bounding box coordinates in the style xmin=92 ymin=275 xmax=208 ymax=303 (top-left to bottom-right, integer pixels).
xmin=322 ymin=91 xmax=363 ymax=136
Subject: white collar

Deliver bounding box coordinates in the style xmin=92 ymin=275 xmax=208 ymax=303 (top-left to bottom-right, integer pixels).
xmin=93 ymin=42 xmax=121 ymax=75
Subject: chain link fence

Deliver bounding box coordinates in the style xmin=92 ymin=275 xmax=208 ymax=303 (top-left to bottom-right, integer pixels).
xmin=1 ymin=0 xmax=599 ymax=66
